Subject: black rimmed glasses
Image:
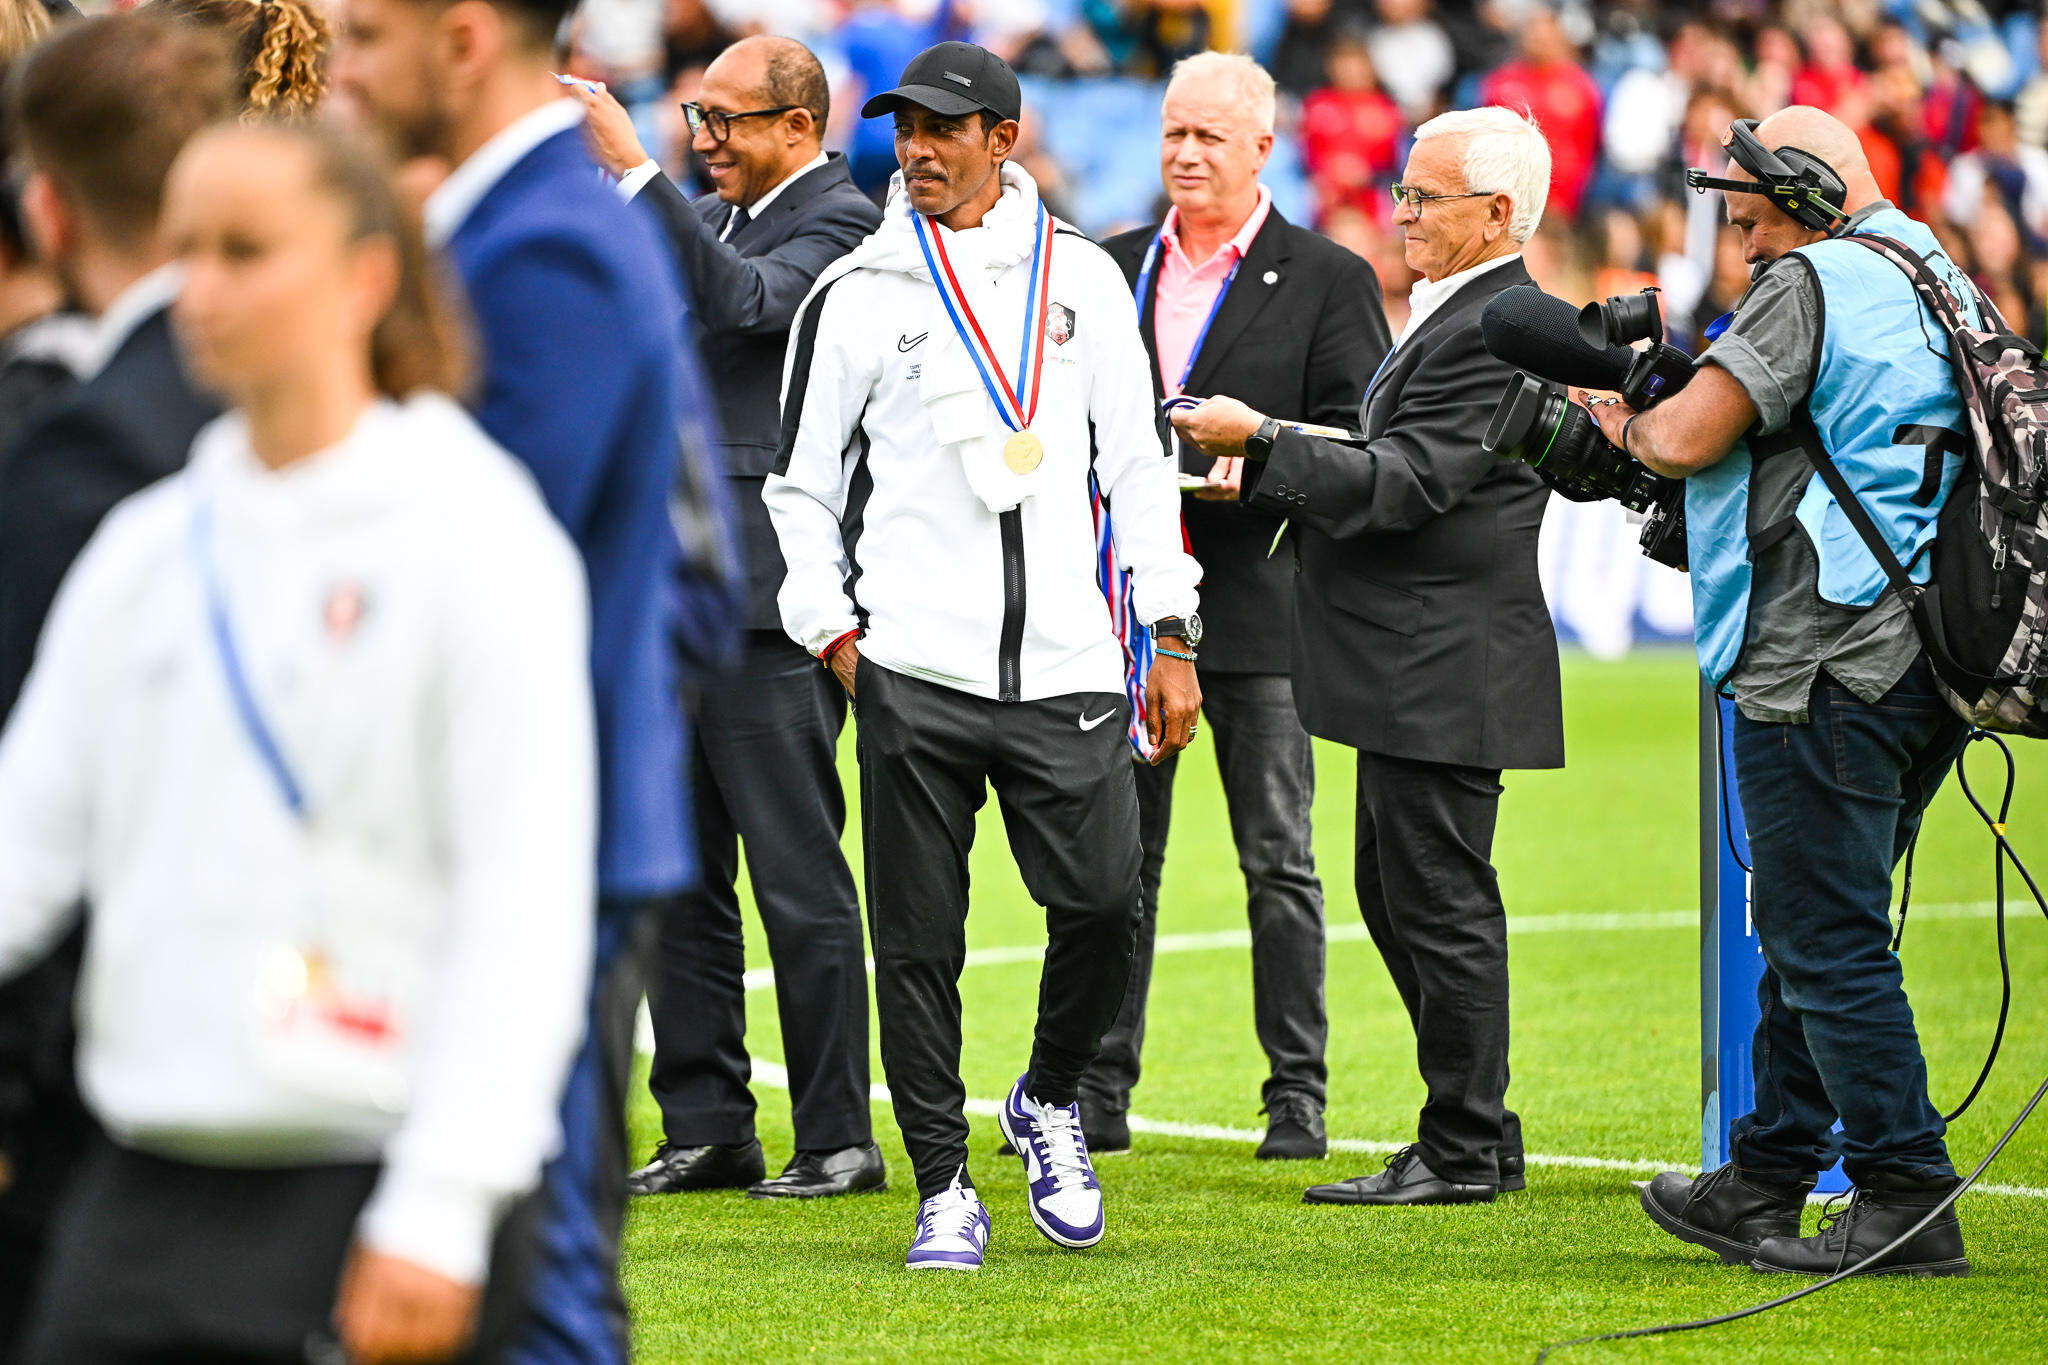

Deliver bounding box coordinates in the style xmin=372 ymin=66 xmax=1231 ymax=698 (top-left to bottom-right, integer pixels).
xmin=1389 ymin=184 xmax=1493 ymax=211
xmin=681 ymin=102 xmax=800 ymax=143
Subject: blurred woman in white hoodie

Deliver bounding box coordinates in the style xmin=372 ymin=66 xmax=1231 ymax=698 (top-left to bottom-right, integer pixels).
xmin=0 ymin=121 xmax=595 ymax=1365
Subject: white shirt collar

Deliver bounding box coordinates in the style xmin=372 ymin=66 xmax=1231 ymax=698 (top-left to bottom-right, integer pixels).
xmin=85 ymin=263 xmax=184 ymax=378
xmin=424 ymin=99 xmax=587 ymax=247
xmin=740 ymin=151 xmax=829 ymax=224
xmin=1398 ymin=251 xmax=1521 ymax=345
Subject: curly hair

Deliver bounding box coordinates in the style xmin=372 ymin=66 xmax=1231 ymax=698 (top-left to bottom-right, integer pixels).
xmin=151 ymin=0 xmax=329 ymax=119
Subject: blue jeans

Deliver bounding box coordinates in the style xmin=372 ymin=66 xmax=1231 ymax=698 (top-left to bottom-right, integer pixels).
xmin=1729 ymin=654 xmax=1969 ymax=1188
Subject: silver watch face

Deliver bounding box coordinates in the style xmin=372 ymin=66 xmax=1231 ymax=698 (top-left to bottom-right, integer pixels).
xmin=1184 ymin=612 xmax=1204 ymax=648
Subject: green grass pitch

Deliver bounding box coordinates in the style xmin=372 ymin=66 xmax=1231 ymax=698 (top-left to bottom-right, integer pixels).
xmin=621 ymin=649 xmax=2048 ymax=1363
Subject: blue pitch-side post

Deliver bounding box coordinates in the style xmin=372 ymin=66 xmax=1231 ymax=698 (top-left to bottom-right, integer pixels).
xmin=1701 ymin=680 xmax=1850 ymax=1191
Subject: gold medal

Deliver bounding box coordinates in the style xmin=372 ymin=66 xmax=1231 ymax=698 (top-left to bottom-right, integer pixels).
xmin=1004 ymin=431 xmax=1044 ymax=474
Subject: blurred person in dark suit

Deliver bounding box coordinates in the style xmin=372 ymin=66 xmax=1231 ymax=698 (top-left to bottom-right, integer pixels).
xmin=572 ymin=37 xmax=888 ymax=1200
xmin=1080 ymin=51 xmax=1388 ymax=1160
xmin=1172 ymin=106 xmax=1562 ymax=1206
xmin=0 ymin=0 xmax=92 ymax=463
xmin=0 ymin=23 xmax=234 ymax=1354
xmin=332 ymin=0 xmax=739 ymax=1354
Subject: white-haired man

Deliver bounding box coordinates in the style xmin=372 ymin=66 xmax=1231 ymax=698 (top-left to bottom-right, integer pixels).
xmin=1077 ymin=51 xmax=1390 ymax=1161
xmin=1173 ymin=105 xmax=1563 ymax=1205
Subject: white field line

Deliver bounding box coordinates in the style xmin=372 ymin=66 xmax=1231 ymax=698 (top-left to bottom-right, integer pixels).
xmin=634 ymin=899 xmax=2048 ymax=1199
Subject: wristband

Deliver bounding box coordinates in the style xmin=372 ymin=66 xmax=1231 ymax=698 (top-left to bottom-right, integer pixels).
xmin=1620 ymin=412 xmax=1642 ymax=460
xmin=818 ymin=630 xmax=859 ymax=665
xmin=1155 ymin=646 xmax=1197 ymax=662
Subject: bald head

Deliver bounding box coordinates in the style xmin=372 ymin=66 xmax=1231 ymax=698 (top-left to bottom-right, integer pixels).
xmin=1745 ymin=105 xmax=1882 ymax=213
xmin=711 ymin=34 xmax=829 ymax=135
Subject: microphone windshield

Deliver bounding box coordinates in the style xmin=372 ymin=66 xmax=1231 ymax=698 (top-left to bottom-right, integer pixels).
xmin=1481 ymin=285 xmax=1635 ymax=391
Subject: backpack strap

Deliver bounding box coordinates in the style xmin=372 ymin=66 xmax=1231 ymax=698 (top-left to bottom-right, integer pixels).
xmin=1781 ymin=407 xmax=2007 ymax=695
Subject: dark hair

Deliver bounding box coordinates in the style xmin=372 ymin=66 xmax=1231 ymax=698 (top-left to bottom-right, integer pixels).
xmin=7 ymin=14 xmax=238 ymax=250
xmin=478 ymin=0 xmax=575 ymax=52
xmin=758 ymin=36 xmax=829 ymax=128
xmin=152 ymin=0 xmax=330 ymax=120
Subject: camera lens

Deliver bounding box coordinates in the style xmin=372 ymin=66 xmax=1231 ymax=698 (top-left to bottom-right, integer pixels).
xmin=1578 ymin=290 xmax=1664 ymax=348
xmin=1485 ymin=374 xmax=1643 ymax=504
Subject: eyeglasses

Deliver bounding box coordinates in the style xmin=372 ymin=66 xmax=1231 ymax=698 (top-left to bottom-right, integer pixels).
xmin=1389 ymin=184 xmax=1493 ymax=211
xmin=681 ymin=102 xmax=800 ymax=144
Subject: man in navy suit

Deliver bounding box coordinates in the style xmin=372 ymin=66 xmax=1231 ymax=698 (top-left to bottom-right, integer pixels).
xmin=573 ymin=38 xmax=888 ymax=1202
xmin=333 ymin=1 xmax=738 ymax=1359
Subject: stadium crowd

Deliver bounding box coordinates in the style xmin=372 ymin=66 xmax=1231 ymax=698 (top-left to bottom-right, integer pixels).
xmin=0 ymin=0 xmax=2033 ymax=1358
xmin=564 ymin=0 xmax=2048 ymax=339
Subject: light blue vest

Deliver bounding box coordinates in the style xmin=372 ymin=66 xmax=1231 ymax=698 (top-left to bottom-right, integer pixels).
xmin=1686 ymin=207 xmax=1977 ymax=687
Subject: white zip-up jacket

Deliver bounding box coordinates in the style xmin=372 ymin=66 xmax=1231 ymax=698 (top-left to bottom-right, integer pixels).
xmin=0 ymin=394 xmax=595 ymax=1286
xmin=766 ymin=164 xmax=1200 ymax=701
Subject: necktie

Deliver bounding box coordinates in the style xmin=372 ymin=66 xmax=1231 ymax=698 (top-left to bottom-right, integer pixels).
xmin=724 ymin=205 xmax=751 ymax=241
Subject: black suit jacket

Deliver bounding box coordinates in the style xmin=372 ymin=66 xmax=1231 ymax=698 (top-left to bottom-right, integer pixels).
xmin=631 ymin=153 xmax=881 ymax=630
xmin=1242 ymin=258 xmax=1563 ymax=771
xmin=1103 ymin=210 xmax=1390 ymax=673
xmin=0 ymin=306 xmax=219 ymax=721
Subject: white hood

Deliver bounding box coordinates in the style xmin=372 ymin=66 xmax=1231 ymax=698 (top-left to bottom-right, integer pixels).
xmin=801 ymin=162 xmax=1054 ymax=513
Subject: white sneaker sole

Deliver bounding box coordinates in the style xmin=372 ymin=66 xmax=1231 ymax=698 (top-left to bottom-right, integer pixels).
xmin=906 ymin=1258 xmax=982 ymax=1271
xmin=997 ymin=1101 xmax=1105 ymax=1251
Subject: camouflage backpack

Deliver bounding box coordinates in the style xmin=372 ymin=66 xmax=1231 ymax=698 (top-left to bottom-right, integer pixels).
xmin=1800 ymin=232 xmax=2048 ymax=737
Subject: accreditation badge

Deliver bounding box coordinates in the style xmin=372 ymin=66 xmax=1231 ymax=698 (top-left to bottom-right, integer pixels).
xmin=251 ymin=850 xmax=414 ymax=1115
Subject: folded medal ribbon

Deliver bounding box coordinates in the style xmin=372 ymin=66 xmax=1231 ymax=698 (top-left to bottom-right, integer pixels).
xmin=913 ymin=200 xmax=1055 ymax=515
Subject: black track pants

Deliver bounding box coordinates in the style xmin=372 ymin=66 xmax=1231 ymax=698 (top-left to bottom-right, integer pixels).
xmin=853 ymin=658 xmax=1142 ymax=1199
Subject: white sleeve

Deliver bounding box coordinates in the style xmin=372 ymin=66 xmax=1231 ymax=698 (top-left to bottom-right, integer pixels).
xmin=1085 ymin=253 xmax=1201 ymax=624
xmin=616 ymin=160 xmax=662 ymax=201
xmin=764 ymin=277 xmax=878 ymax=652
xmin=0 ymin=523 xmax=112 ymax=980
xmin=356 ymin=497 xmax=596 ymax=1286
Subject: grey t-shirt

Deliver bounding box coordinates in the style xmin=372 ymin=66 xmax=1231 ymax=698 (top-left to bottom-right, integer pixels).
xmin=1697 ymin=204 xmax=1922 ymax=723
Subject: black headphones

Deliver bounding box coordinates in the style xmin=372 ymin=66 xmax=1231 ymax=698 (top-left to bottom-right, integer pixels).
xmin=1685 ymin=118 xmax=1850 ymax=233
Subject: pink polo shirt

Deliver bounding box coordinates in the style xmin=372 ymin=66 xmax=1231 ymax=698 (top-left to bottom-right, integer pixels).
xmin=1151 ymin=186 xmax=1272 ymax=397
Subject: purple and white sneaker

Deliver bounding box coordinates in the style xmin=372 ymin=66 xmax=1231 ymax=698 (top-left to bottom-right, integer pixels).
xmin=997 ymin=1075 xmax=1105 ymax=1248
xmin=906 ymin=1170 xmax=990 ymax=1271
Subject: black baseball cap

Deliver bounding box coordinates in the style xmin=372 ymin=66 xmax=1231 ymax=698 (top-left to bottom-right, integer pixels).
xmin=859 ymin=41 xmax=1022 ymax=123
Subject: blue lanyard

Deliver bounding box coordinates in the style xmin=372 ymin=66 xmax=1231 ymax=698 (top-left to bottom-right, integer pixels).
xmin=1135 ymin=229 xmax=1242 ymax=396
xmin=189 ymin=499 xmax=307 ymax=819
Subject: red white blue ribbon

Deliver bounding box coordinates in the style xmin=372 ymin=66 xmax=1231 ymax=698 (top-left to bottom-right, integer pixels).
xmin=912 ymin=199 xmax=1054 ymax=435
xmin=1091 ymin=472 xmax=1157 ymax=762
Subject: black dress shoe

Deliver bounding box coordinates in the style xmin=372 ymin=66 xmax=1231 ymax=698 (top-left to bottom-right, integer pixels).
xmin=747 ymin=1142 xmax=888 ymax=1199
xmin=1751 ymin=1180 xmax=1969 ymax=1277
xmin=626 ymin=1139 xmax=766 ymax=1196
xmin=1303 ymin=1145 xmax=1495 ymax=1205
xmin=1256 ymin=1095 xmax=1327 ymax=1160
xmin=1080 ymin=1098 xmax=1130 ymax=1154
xmin=1638 ymin=1163 xmax=1810 ymax=1264
xmin=1499 ymin=1151 xmax=1526 ymax=1193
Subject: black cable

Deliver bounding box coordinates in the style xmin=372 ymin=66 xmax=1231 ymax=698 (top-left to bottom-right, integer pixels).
xmin=1711 ymin=697 xmax=1752 ymax=876
xmin=1534 ymin=1068 xmax=2048 ymax=1363
xmin=1890 ymin=831 xmax=1917 ymax=950
xmin=1536 ymin=727 xmax=2045 ymax=1363
xmin=1939 ymin=733 xmax=2017 ymax=1124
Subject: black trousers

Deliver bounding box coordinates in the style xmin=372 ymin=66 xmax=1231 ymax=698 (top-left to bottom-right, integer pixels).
xmin=0 ymin=929 xmax=91 ymax=1362
xmin=1353 ymin=750 xmax=1521 ymax=1185
xmin=23 ymin=1137 xmax=537 ymax=1365
xmin=647 ymin=631 xmax=869 ymax=1151
xmin=1080 ymin=671 xmax=1327 ymax=1115
xmin=854 ymin=660 xmax=1142 ymax=1199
